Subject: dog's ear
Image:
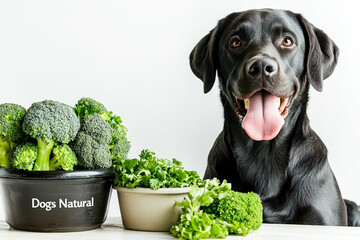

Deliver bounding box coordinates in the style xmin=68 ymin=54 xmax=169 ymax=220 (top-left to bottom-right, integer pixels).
xmin=297 ymin=15 xmax=339 ymax=92
xmin=190 ymin=28 xmax=219 ymax=93
xmin=190 ymin=14 xmax=238 ymax=93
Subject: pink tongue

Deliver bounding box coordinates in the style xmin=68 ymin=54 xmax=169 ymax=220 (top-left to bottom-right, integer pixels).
xmin=242 ymin=91 xmax=284 ymax=141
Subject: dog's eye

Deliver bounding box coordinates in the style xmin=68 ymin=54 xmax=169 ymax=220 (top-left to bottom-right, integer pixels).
xmin=230 ymin=38 xmax=242 ymax=48
xmin=282 ymin=37 xmax=294 ymax=47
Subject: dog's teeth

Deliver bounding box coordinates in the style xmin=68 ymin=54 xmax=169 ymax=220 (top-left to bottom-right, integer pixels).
xmin=244 ymin=98 xmax=249 ymax=110
xmin=242 ymin=97 xmax=282 ymax=111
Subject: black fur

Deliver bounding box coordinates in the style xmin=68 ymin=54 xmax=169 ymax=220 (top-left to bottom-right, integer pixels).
xmin=190 ymin=9 xmax=360 ymax=226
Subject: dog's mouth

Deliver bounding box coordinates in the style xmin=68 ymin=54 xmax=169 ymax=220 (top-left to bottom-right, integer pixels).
xmin=235 ymin=94 xmax=290 ymax=119
xmin=233 ymin=90 xmax=293 ymax=141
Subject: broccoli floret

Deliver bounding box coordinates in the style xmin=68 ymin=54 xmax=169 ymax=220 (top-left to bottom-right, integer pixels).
xmin=74 ymin=97 xmax=108 ymax=120
xmin=80 ymin=113 xmax=112 ymax=145
xmin=49 ymin=144 xmax=77 ymax=171
xmin=9 ymin=142 xmax=38 ymax=171
xmin=22 ymin=100 xmax=80 ymax=171
xmin=71 ymin=114 xmax=112 ymax=169
xmin=74 ymin=97 xmax=130 ymax=162
xmin=202 ymin=191 xmax=263 ymax=236
xmin=0 ymin=103 xmax=26 ymax=168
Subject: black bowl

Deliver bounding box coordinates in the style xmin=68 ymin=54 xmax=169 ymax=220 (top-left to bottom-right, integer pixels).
xmin=0 ymin=168 xmax=113 ymax=232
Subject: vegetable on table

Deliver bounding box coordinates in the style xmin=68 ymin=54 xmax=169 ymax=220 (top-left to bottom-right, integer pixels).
xmin=202 ymin=189 xmax=263 ymax=235
xmin=170 ymin=178 xmax=263 ymax=240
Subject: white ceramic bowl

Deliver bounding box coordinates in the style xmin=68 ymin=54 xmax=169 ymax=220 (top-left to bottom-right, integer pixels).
xmin=114 ymin=187 xmax=190 ymax=231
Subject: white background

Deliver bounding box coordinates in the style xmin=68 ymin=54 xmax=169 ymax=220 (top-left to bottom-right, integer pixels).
xmin=0 ymin=0 xmax=359 ymax=219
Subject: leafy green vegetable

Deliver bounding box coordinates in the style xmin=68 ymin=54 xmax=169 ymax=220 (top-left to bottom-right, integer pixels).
xmin=113 ymin=149 xmax=201 ymax=189
xmin=170 ymin=179 xmax=263 ymax=239
xmin=171 ymin=210 xmax=229 ymax=240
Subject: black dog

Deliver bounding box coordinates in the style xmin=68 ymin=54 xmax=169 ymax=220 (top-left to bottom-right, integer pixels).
xmin=190 ymin=9 xmax=360 ymax=226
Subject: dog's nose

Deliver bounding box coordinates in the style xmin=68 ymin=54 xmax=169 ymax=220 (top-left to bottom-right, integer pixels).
xmin=247 ymin=58 xmax=278 ymax=79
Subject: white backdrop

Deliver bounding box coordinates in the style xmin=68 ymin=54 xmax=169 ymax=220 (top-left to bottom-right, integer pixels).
xmin=0 ymin=0 xmax=359 ymax=219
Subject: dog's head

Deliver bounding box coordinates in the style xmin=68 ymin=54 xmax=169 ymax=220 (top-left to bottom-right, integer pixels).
xmin=190 ymin=9 xmax=338 ymax=141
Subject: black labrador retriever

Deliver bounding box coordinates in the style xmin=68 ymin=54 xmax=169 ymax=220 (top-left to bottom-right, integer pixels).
xmin=190 ymin=9 xmax=360 ymax=226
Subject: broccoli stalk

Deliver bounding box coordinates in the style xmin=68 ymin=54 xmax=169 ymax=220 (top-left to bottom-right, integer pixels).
xmin=22 ymin=100 xmax=80 ymax=171
xmin=0 ymin=139 xmax=16 ymax=168
xmin=0 ymin=103 xmax=27 ymax=168
xmin=49 ymin=156 xmax=62 ymax=171
xmin=34 ymin=139 xmax=55 ymax=170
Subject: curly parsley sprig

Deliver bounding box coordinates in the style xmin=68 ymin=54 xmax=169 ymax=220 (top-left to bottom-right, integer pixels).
xmin=113 ymin=149 xmax=201 ymax=189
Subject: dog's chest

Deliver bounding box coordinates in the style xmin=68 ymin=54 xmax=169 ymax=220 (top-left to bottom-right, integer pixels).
xmin=232 ymin=142 xmax=290 ymax=199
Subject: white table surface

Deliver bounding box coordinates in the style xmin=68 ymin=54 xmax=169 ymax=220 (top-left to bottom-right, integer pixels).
xmin=1 ymin=217 xmax=360 ymax=240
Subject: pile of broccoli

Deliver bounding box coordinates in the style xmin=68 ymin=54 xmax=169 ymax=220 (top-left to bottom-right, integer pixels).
xmin=0 ymin=98 xmax=130 ymax=171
